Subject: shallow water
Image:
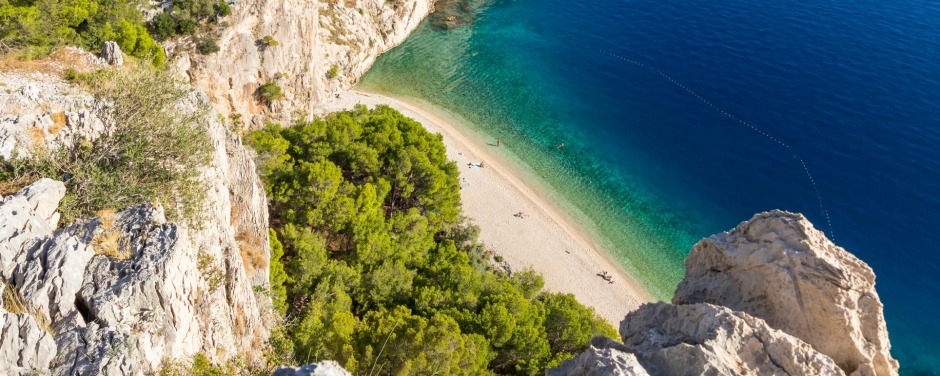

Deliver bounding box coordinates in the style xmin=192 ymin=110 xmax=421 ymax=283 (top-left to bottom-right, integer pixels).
xmin=359 ymin=0 xmax=940 ymax=373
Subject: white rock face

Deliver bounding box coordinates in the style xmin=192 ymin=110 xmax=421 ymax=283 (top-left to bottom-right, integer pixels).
xmin=0 ymin=70 xmax=272 ymax=374
xmin=0 ymin=69 xmax=107 ymax=160
xmin=550 ymin=303 xmax=844 ymax=376
xmin=547 ymin=336 xmax=650 ymax=376
xmin=176 ymin=0 xmax=433 ymax=127
xmin=0 ymin=180 xmax=62 ymax=375
xmin=673 ymin=210 xmax=898 ymax=376
xmin=100 ymin=41 xmax=124 ymax=66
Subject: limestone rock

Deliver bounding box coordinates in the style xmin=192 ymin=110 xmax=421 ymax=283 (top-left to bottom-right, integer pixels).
xmin=273 ymin=361 xmax=353 ymax=376
xmin=1 ymin=71 xmax=272 ymax=374
xmin=100 ymin=41 xmax=124 ymax=66
xmin=0 ymin=70 xmax=108 ymax=160
xmin=624 ymin=302 xmax=844 ymax=375
xmin=0 ymin=178 xmax=66 ymax=276
xmin=175 ymin=0 xmax=433 ymax=127
xmin=547 ymin=336 xmax=649 ymax=376
xmin=673 ymin=210 xmax=898 ymax=376
xmin=0 ymin=282 xmax=57 ymax=375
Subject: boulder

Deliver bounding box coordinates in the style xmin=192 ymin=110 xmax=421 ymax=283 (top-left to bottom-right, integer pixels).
xmin=673 ymin=210 xmax=898 ymax=376
xmin=100 ymin=41 xmax=124 ymax=66
xmin=547 ymin=336 xmax=649 ymax=376
xmin=622 ymin=302 xmax=844 ymax=375
xmin=550 ymin=303 xmax=843 ymax=376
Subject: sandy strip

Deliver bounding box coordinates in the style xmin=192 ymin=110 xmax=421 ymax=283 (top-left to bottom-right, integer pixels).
xmin=315 ymin=91 xmax=654 ymax=324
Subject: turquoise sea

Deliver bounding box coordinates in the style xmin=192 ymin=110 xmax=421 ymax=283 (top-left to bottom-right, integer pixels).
xmin=358 ymin=0 xmax=940 ymax=373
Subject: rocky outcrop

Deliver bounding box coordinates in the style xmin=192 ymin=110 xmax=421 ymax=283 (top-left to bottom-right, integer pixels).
xmin=549 ymin=211 xmax=897 ymax=376
xmin=99 ymin=41 xmax=124 ymax=66
xmin=0 ymin=69 xmax=272 ymax=374
xmin=176 ymin=0 xmax=433 ymax=127
xmin=546 ymin=336 xmax=649 ymax=376
xmin=551 ymin=303 xmax=843 ymax=376
xmin=273 ymin=361 xmax=354 ymax=376
xmin=0 ymin=68 xmax=107 ymax=160
xmin=0 ymin=180 xmax=63 ymax=375
xmin=673 ymin=210 xmax=898 ymax=376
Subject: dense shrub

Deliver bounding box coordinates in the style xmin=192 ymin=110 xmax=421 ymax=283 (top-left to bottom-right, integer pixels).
xmin=196 ymin=36 xmax=220 ymax=54
xmin=257 ymin=82 xmax=283 ymax=105
xmin=2 ymin=67 xmax=212 ymax=224
xmin=0 ymin=0 xmax=165 ymax=65
xmin=248 ymin=105 xmax=616 ymax=375
xmin=327 ymin=64 xmax=339 ymax=79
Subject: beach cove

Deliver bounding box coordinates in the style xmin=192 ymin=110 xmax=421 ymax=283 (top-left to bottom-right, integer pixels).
xmin=315 ymin=91 xmax=653 ymax=324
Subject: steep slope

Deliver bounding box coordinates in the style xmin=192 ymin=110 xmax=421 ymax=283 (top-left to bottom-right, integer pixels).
xmin=674 ymin=210 xmax=898 ymax=376
xmin=549 ymin=211 xmax=897 ymax=376
xmin=0 ymin=61 xmax=271 ymax=374
xmin=176 ymin=0 xmax=433 ymax=127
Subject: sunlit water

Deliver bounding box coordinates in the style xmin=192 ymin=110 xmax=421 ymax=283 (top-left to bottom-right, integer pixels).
xmin=358 ymin=1 xmax=940 ymax=373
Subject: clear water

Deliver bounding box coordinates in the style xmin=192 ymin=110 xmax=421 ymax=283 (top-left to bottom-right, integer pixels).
xmin=358 ymin=0 xmax=940 ymax=373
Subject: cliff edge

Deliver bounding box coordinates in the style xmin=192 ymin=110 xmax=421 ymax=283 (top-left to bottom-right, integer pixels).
xmin=0 ymin=61 xmax=272 ymax=374
xmin=176 ymin=0 xmax=433 ymax=127
xmin=549 ymin=210 xmax=898 ymax=376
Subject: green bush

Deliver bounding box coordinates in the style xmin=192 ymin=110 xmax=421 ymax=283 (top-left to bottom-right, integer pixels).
xmin=259 ymin=35 xmax=278 ymax=49
xmin=327 ymin=64 xmax=339 ymax=79
xmin=248 ymin=105 xmax=615 ymax=375
xmin=196 ymin=36 xmax=220 ymax=54
xmin=257 ymin=82 xmax=283 ymax=105
xmin=0 ymin=0 xmax=165 ymax=66
xmin=216 ymin=0 xmax=231 ymax=17
xmin=2 ymin=67 xmax=212 ymax=224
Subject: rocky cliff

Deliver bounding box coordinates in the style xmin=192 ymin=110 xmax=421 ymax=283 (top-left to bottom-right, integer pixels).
xmin=0 ymin=61 xmax=272 ymax=374
xmin=175 ymin=0 xmax=433 ymax=127
xmin=549 ymin=211 xmax=898 ymax=376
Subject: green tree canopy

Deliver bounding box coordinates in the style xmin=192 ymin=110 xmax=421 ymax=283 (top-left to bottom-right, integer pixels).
xmin=249 ymin=106 xmax=616 ymax=375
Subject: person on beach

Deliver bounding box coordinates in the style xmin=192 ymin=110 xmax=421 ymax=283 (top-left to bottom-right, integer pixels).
xmin=497 ymin=138 xmax=501 ymax=146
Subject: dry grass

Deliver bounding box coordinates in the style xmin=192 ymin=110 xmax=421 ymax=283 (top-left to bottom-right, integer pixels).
xmin=97 ymin=208 xmax=117 ymax=229
xmin=3 ymin=283 xmax=53 ymax=334
xmin=2 ymin=283 xmax=27 ymax=314
xmin=0 ymin=47 xmax=105 ymax=76
xmin=236 ymin=230 xmax=266 ymax=276
xmin=49 ymin=111 xmax=67 ymax=134
xmin=93 ymin=230 xmax=130 ymax=260
xmin=0 ymin=174 xmax=37 ymax=196
xmin=234 ymin=308 xmax=247 ymax=336
xmin=27 ymin=126 xmax=46 ymax=150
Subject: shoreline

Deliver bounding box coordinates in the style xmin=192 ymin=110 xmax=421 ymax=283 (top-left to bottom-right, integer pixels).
xmin=315 ymin=90 xmax=655 ymax=324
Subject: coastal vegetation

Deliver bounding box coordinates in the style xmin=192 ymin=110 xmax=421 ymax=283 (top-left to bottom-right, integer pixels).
xmin=0 ymin=67 xmax=212 ymax=224
xmin=0 ymin=0 xmax=231 ymax=64
xmin=258 ymin=81 xmax=284 ymax=105
xmin=248 ymin=105 xmax=616 ymax=375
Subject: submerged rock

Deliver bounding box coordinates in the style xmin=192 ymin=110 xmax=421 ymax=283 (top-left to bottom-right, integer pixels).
xmin=673 ymin=210 xmax=898 ymax=376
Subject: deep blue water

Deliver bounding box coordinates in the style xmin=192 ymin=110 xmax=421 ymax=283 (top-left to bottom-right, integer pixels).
xmin=359 ymin=0 xmax=940 ymax=373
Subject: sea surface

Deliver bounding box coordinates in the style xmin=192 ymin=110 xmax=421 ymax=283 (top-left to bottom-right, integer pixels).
xmin=357 ymin=0 xmax=940 ymax=373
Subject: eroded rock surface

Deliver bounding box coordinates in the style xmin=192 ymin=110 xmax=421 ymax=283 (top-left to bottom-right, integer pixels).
xmin=547 ymin=336 xmax=649 ymax=376
xmin=551 ymin=303 xmax=843 ymax=376
xmin=549 ymin=211 xmax=897 ymax=376
xmin=673 ymin=210 xmax=898 ymax=376
xmin=177 ymin=0 xmax=433 ymax=127
xmin=0 ymin=70 xmax=272 ymax=374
